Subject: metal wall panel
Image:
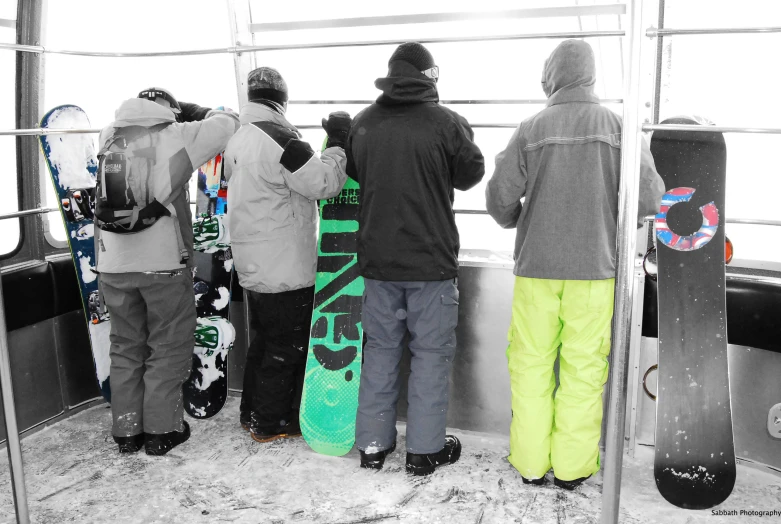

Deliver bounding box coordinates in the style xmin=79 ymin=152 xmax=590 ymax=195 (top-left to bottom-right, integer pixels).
xmin=396 ymin=266 xmax=516 ymax=435
xmin=0 ymin=319 xmax=63 ymax=441
xmin=52 ymin=311 xmax=101 ymax=407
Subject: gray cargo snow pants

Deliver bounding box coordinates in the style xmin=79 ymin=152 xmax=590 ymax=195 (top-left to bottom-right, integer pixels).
xmin=100 ymin=270 xmax=196 ymax=436
xmin=356 ymin=278 xmax=459 ymax=454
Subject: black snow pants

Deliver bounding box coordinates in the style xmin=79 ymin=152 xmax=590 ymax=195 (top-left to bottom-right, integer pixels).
xmin=240 ymin=286 xmax=314 ymax=432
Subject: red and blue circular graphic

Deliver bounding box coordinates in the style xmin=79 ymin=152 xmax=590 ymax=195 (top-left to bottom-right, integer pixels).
xmin=655 ymin=187 xmax=719 ymax=251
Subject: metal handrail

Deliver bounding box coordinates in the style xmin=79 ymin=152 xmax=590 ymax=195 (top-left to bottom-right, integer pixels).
xmin=290 ymin=99 xmax=624 ymax=105
xmin=0 ymin=30 xmax=625 ymax=57
xmin=1 ymin=122 xmax=519 ymax=137
xmin=647 ymin=26 xmax=781 ymax=37
xmin=458 ymin=210 xmax=781 ymax=228
xmin=0 ymin=128 xmax=99 ymax=136
xmin=643 ymin=124 xmax=781 ymax=134
xmin=0 ymin=207 xmax=58 ymax=221
xmin=250 ymin=4 xmax=626 ymax=33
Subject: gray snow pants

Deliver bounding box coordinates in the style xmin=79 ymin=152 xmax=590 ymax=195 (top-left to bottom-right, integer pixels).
xmin=100 ymin=270 xmax=196 ymax=436
xmin=356 ymin=278 xmax=459 ymax=454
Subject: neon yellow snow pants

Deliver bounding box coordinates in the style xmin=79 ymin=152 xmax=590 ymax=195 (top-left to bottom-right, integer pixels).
xmin=507 ymin=276 xmax=615 ymax=481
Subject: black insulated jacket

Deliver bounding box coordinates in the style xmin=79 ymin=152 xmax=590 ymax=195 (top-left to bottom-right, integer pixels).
xmin=346 ymin=61 xmax=485 ymax=281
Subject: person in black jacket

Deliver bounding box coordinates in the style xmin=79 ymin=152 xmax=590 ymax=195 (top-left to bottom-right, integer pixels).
xmin=346 ymin=42 xmax=485 ymax=475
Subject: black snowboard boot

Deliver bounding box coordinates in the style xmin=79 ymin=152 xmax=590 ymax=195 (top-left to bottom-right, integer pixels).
xmin=114 ymin=434 xmax=144 ymax=454
xmin=405 ymin=435 xmax=462 ymax=476
xmin=251 ymin=419 xmax=302 ymax=443
xmin=145 ymin=421 xmax=191 ymax=456
xmin=522 ymin=476 xmax=546 ymax=486
xmin=360 ymin=442 xmax=397 ymax=470
xmin=554 ymin=475 xmax=591 ymax=491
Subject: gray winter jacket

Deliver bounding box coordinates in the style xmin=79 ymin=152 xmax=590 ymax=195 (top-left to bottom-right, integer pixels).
xmin=224 ymin=103 xmax=347 ymax=294
xmin=485 ymin=40 xmax=665 ymax=280
xmin=97 ymin=99 xmax=239 ymax=273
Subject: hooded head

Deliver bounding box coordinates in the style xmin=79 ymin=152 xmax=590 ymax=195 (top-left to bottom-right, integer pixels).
xmin=374 ymin=42 xmax=439 ymax=105
xmin=541 ymin=40 xmax=599 ymax=105
xmin=388 ymin=42 xmax=437 ymax=80
xmin=247 ymin=67 xmax=289 ymax=113
xmin=137 ymin=87 xmax=181 ymax=115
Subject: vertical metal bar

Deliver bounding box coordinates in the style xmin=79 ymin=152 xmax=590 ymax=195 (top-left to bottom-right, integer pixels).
xmin=652 ymin=0 xmax=665 ymax=124
xmin=625 ymin=224 xmax=650 ymax=458
xmin=601 ymin=0 xmax=644 ymax=523
xmin=0 ymin=276 xmax=30 ymax=523
xmin=226 ymin=0 xmax=257 ymax=110
xmin=14 ymin=0 xmax=45 ymax=265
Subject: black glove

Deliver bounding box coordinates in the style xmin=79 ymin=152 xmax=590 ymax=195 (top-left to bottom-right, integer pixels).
xmin=321 ymin=111 xmax=352 ymax=149
xmin=177 ymin=102 xmax=212 ymax=123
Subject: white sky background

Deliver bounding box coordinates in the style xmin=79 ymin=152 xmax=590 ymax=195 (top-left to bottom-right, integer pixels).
xmin=0 ymin=0 xmax=779 ymax=263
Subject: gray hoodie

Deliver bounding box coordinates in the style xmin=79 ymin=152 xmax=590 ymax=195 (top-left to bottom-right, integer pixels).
xmin=485 ymin=40 xmax=665 ymax=280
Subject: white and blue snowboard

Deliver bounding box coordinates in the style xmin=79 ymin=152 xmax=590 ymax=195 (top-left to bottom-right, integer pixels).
xmin=39 ymin=105 xmax=111 ymax=402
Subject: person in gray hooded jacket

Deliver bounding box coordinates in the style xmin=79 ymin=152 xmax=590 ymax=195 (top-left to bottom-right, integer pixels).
xmin=97 ymin=88 xmax=239 ymax=456
xmin=485 ymin=40 xmax=664 ymax=490
xmin=223 ymin=67 xmax=349 ymax=443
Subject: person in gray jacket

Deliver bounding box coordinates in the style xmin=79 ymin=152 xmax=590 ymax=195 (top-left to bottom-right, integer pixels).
xmin=223 ymin=67 xmax=349 ymax=443
xmin=97 ymin=88 xmax=239 ymax=455
xmin=485 ymin=40 xmax=664 ymax=489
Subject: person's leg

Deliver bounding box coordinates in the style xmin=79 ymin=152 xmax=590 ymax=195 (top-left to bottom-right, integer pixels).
xmin=240 ymin=291 xmax=267 ymax=429
xmin=507 ymin=276 xmax=563 ymax=481
xmin=100 ymin=272 xmax=149 ymax=451
xmin=551 ymin=278 xmax=614 ymax=483
xmin=140 ymin=270 xmax=197 ymax=435
xmin=403 ymin=279 xmax=458 ymax=454
xmin=249 ymin=286 xmax=314 ymax=438
xmin=355 ymin=279 xmax=406 ymax=454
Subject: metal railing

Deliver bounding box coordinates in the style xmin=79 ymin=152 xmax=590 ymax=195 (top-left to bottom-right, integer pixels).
xmin=643 ymin=124 xmax=781 ymax=134
xmin=0 ymin=29 xmax=626 ymax=57
xmin=290 ymin=99 xmax=624 ymax=105
xmin=250 ymin=4 xmax=627 ymax=33
xmin=647 ymin=26 xmax=781 ymax=37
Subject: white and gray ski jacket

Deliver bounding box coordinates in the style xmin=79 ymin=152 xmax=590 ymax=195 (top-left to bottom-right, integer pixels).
xmin=224 ymin=102 xmax=347 ymax=294
xmin=96 ymin=99 xmax=239 ymax=273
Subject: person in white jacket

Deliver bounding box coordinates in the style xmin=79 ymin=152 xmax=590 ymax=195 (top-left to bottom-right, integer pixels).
xmin=97 ymin=88 xmax=239 ymax=456
xmin=223 ymin=67 xmax=349 ymax=443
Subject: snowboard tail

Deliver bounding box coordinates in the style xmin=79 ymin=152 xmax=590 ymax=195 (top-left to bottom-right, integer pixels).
xmin=183 ymin=147 xmax=234 ymax=419
xmin=300 ymin=178 xmax=363 ymax=456
xmin=39 ymin=105 xmax=111 ymax=402
xmin=651 ymin=118 xmax=735 ymax=510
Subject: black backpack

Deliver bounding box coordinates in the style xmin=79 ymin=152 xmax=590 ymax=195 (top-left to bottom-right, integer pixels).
xmin=95 ymin=123 xmax=174 ymax=234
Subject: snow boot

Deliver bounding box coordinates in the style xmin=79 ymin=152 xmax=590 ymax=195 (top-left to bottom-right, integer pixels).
xmin=114 ymin=434 xmax=144 ymax=454
xmin=251 ymin=419 xmax=302 ymax=443
xmin=360 ymin=442 xmax=397 ymax=470
xmin=405 ymin=435 xmax=462 ymax=476
xmin=145 ymin=421 xmax=191 ymax=456
xmin=554 ymin=475 xmax=591 ymax=491
xmin=522 ymin=476 xmax=546 ymax=486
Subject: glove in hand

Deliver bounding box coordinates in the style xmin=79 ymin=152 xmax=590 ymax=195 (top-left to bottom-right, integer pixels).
xmin=321 ymin=111 xmax=352 ymax=149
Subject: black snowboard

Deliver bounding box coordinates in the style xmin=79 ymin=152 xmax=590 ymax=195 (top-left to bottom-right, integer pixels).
xmin=650 ymin=117 xmax=735 ymax=510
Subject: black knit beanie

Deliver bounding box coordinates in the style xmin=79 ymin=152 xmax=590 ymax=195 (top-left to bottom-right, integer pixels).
xmin=388 ymin=42 xmax=435 ymax=71
xmin=247 ymin=67 xmax=288 ymax=106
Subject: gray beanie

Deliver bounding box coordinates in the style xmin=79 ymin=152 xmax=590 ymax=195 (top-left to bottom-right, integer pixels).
xmin=247 ymin=67 xmax=288 ymax=105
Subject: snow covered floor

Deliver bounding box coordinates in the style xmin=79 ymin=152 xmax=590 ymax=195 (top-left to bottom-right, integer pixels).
xmin=1 ymin=398 xmax=779 ymax=524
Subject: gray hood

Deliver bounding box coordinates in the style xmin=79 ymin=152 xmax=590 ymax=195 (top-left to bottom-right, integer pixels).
xmin=541 ymin=40 xmax=600 ymax=107
xmin=111 ymin=98 xmax=177 ymax=127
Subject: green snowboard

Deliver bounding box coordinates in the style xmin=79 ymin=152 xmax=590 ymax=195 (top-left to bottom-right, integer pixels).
xmin=300 ymin=174 xmax=363 ymax=456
